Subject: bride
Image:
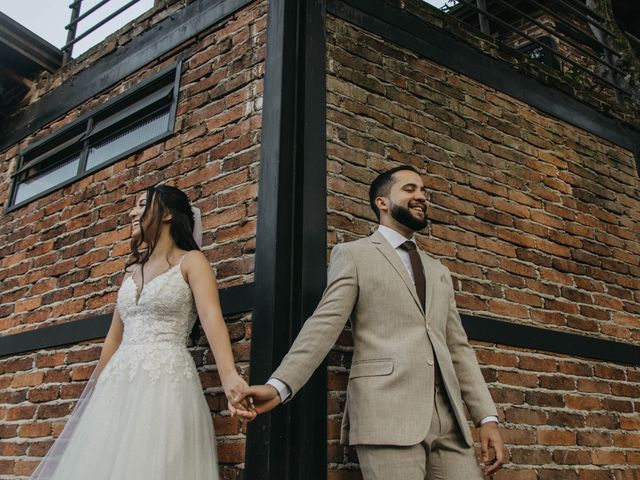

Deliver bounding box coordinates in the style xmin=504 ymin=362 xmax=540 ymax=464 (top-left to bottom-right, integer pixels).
xmin=30 ymin=184 xmax=256 ymax=479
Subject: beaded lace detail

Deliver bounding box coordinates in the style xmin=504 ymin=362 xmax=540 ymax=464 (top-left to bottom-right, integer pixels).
xmin=98 ymin=261 xmax=199 ymax=388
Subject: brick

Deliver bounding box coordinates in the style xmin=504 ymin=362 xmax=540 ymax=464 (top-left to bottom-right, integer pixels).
xmin=71 ymin=365 xmax=95 ymax=381
xmin=18 ymin=423 xmax=52 ymax=438
xmin=15 ymin=296 xmax=43 ymax=312
xmin=547 ymin=411 xmax=585 ymax=428
xmin=36 ymin=403 xmax=71 ymax=419
xmin=216 ymin=441 xmax=245 ymax=464
xmin=591 ymin=450 xmax=626 ymax=465
xmin=487 ymin=299 xmax=529 ymax=319
xmin=476 ymin=350 xmax=518 ymax=368
xmin=505 ymin=408 xmax=547 ymax=425
xmin=519 ymin=356 xmax=557 ymax=372
xmin=6 ymin=405 xmax=36 ymax=421
xmin=565 ymin=395 xmax=601 ymax=411
xmin=27 ymin=386 xmax=59 ymax=403
xmin=509 ymin=447 xmax=552 ymax=465
xmin=66 ymin=347 xmax=102 ymax=364
xmin=11 ymin=371 xmax=44 ymax=387
xmin=537 ymin=430 xmax=577 ymax=445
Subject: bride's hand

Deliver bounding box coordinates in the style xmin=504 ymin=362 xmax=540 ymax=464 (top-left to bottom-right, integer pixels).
xmin=235 ymin=384 xmax=281 ymax=415
xmin=223 ymin=374 xmax=257 ymax=421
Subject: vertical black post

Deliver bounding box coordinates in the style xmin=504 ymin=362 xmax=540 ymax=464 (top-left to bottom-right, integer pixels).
xmin=246 ymin=0 xmax=327 ymax=479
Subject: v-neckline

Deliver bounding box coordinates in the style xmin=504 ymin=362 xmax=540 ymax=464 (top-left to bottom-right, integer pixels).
xmin=129 ymin=262 xmax=181 ymax=306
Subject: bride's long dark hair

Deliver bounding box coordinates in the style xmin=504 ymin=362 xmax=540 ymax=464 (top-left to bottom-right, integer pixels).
xmin=127 ymin=184 xmax=202 ymax=341
xmin=127 ymin=184 xmax=200 ymax=273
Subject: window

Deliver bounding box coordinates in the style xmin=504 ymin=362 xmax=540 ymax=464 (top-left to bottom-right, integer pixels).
xmin=8 ymin=62 xmax=181 ymax=210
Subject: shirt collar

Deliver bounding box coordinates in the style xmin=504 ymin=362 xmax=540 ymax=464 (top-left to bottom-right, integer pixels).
xmin=377 ymin=225 xmax=416 ymax=250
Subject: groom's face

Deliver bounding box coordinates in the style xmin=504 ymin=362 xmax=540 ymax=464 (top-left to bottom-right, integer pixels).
xmin=386 ymin=170 xmax=428 ymax=232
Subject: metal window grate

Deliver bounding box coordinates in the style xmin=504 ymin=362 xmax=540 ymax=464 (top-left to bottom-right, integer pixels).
xmin=86 ymin=108 xmax=170 ymax=170
xmin=14 ymin=155 xmax=81 ymax=205
xmin=8 ymin=63 xmax=181 ymax=211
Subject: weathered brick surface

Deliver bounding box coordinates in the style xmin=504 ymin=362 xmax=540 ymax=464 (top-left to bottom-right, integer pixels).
xmin=0 ymin=1 xmax=265 ymax=335
xmin=0 ymin=313 xmax=251 ymax=479
xmin=325 ymin=13 xmax=640 ymax=478
xmin=0 ymin=1 xmax=265 ymax=477
xmin=397 ymin=0 xmax=640 ymax=127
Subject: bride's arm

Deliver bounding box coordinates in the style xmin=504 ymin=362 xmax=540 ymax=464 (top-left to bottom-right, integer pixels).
xmin=94 ymin=308 xmax=124 ymax=379
xmin=183 ymin=250 xmax=255 ymax=419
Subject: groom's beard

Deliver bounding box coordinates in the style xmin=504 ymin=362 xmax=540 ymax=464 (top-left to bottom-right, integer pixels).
xmin=390 ymin=201 xmax=428 ymax=232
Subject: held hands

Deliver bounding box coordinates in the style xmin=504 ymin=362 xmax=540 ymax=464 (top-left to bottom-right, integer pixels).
xmin=222 ymin=374 xmax=257 ymax=421
xmin=235 ymin=384 xmax=282 ymax=415
xmin=479 ymin=421 xmax=507 ymax=475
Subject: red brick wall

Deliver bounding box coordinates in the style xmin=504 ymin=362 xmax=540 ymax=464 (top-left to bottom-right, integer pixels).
xmin=0 ymin=1 xmax=265 ymax=478
xmin=325 ymin=14 xmax=640 ymax=479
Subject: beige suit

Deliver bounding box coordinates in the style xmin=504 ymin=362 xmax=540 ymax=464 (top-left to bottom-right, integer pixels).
xmin=272 ymin=231 xmax=497 ymax=449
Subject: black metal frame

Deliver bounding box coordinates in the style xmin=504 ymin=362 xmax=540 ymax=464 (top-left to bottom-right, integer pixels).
xmin=0 ymin=283 xmax=255 ymax=357
xmin=245 ymin=1 xmax=328 ymax=479
xmin=7 ymin=62 xmax=181 ymax=212
xmin=462 ymin=314 xmax=640 ymax=366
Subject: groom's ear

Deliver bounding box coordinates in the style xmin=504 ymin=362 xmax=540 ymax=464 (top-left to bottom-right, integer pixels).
xmin=376 ymin=196 xmax=388 ymax=214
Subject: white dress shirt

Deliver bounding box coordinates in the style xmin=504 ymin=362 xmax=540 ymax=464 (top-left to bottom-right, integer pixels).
xmin=267 ymin=226 xmax=498 ymax=425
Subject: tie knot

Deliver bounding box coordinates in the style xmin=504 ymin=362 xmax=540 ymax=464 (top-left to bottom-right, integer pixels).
xmin=400 ymin=241 xmax=417 ymax=252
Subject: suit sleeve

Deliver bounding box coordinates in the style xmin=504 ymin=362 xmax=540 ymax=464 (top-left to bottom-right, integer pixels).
xmin=443 ymin=268 xmax=498 ymax=424
xmin=271 ymin=244 xmax=359 ymax=397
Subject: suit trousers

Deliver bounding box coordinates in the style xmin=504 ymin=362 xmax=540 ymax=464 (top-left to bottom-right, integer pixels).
xmin=356 ymin=385 xmax=484 ymax=480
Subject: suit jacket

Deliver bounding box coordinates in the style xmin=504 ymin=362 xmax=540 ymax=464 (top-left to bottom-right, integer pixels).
xmin=272 ymin=230 xmax=497 ymax=446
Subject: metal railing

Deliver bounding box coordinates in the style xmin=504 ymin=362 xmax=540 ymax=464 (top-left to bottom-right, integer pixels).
xmin=441 ymin=0 xmax=634 ymax=101
xmin=62 ymin=0 xmax=143 ymax=64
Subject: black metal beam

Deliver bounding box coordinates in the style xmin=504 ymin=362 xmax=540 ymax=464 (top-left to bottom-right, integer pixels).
xmin=462 ymin=315 xmax=640 ymax=366
xmin=246 ymin=0 xmax=328 ymax=479
xmin=327 ymin=0 xmax=640 ymax=156
xmin=0 ymin=0 xmax=253 ymax=152
xmin=0 ymin=283 xmax=254 ymax=357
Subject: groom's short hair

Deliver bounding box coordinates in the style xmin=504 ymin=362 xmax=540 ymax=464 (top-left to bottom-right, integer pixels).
xmin=369 ymin=165 xmax=421 ymax=220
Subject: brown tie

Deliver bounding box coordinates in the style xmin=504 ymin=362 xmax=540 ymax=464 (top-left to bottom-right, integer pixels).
xmin=400 ymin=241 xmax=442 ymax=385
xmin=400 ymin=241 xmax=426 ymax=311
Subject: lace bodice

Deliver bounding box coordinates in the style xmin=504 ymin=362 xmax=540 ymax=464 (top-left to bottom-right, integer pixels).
xmin=117 ymin=262 xmax=197 ymax=347
xmin=98 ymin=261 xmax=199 ymax=388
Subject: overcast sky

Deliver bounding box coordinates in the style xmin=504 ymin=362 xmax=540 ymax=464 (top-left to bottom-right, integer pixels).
xmin=0 ymin=0 xmax=450 ymax=58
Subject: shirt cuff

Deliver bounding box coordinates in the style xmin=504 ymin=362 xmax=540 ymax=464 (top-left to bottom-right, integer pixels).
xmin=267 ymin=378 xmax=292 ymax=403
xmin=479 ymin=415 xmax=499 ymax=426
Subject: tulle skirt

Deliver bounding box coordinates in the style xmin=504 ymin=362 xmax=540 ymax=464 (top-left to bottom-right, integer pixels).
xmin=31 ymin=344 xmax=219 ymax=480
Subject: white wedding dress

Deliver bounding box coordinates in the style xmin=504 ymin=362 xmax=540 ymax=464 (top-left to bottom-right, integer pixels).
xmin=31 ymin=261 xmax=219 ymax=479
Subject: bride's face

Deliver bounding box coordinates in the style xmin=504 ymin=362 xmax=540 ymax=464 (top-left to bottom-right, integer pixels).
xmin=129 ymin=192 xmax=155 ymax=241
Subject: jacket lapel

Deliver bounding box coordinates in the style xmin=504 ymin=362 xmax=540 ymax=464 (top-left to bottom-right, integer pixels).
xmin=369 ymin=231 xmax=424 ymax=315
xmin=419 ymin=250 xmax=438 ymax=320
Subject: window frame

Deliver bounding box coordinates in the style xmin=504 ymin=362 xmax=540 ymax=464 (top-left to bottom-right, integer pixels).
xmin=7 ymin=61 xmax=182 ymax=212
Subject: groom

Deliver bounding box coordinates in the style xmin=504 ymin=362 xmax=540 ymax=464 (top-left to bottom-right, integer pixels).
xmin=240 ymin=165 xmax=506 ymax=478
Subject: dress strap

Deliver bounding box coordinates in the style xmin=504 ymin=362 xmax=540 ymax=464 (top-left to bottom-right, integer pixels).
xmin=178 ymin=253 xmax=190 ymax=267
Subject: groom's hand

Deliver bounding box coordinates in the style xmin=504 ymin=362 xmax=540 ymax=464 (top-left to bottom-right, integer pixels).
xmin=236 ymin=385 xmax=281 ymax=415
xmin=479 ymin=422 xmax=506 ymax=475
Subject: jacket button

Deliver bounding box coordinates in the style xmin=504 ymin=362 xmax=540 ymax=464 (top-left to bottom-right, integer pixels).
xmin=427 ymin=359 xmax=434 ymax=366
